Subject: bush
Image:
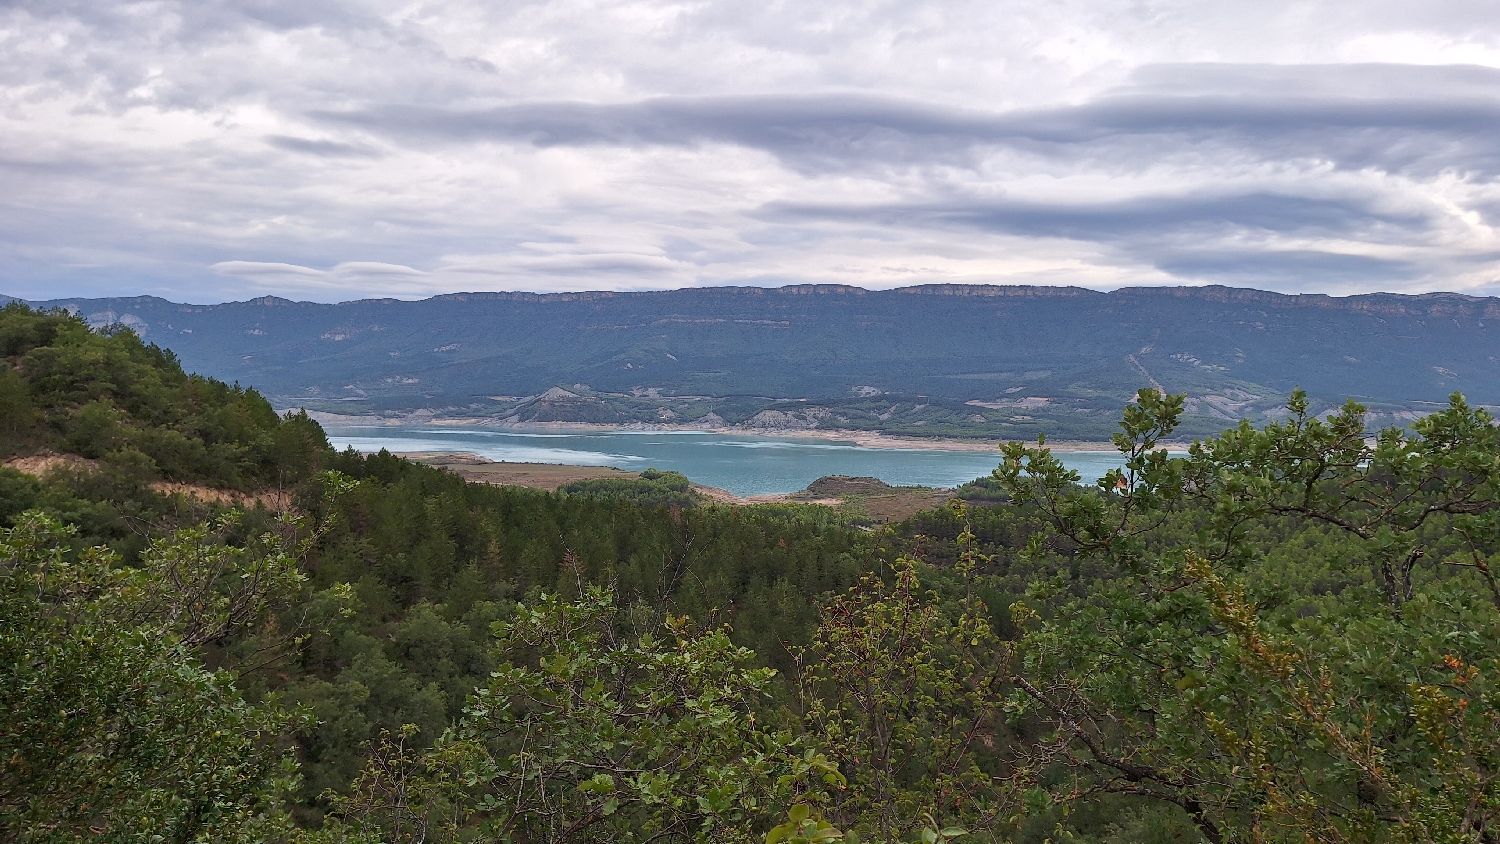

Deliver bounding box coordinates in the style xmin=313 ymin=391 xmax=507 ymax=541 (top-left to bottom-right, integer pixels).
xmin=559 ymin=468 xmax=697 ymax=507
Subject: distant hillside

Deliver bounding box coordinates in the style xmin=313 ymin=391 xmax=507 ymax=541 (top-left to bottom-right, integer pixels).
xmin=16 ymin=284 xmax=1500 ymax=440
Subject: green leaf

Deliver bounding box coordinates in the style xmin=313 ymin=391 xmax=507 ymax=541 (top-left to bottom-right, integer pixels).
xmin=578 ymin=773 xmax=615 ymax=794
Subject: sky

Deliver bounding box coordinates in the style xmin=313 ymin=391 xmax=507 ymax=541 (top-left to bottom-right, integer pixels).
xmin=3 ymin=0 xmax=1500 ymax=303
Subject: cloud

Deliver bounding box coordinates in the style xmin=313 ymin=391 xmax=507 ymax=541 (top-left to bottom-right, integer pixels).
xmin=204 ymin=253 xmax=694 ymax=297
xmin=2 ymin=2 xmax=1500 ymax=301
xmin=762 ymin=192 xmax=1431 ymax=242
xmin=206 ymin=261 xmax=437 ymax=296
xmin=265 ymin=135 xmax=378 ymax=158
xmin=1153 ymin=250 xmax=1419 ymax=288
xmin=446 ymin=253 xmax=689 ymax=277
xmin=313 ymin=95 xmax=1004 ymax=168
xmin=212 ymin=261 xmax=330 ymax=277
xmin=331 ymin=262 xmax=428 ymax=276
xmin=757 ymin=190 xmax=1445 ymax=289
xmin=313 ymin=63 xmax=1500 ymax=180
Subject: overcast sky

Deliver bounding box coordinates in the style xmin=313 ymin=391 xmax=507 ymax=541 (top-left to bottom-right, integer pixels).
xmin=3 ymin=0 xmax=1500 ymax=303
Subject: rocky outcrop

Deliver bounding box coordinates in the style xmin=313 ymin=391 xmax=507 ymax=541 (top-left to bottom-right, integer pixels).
xmin=739 ymin=408 xmax=837 ymax=430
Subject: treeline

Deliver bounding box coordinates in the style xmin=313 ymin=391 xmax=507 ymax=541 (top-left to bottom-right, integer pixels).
xmin=5 ymin=303 xmax=1500 ymax=842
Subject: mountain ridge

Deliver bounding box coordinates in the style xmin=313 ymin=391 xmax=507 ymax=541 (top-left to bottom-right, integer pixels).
xmin=11 ymin=283 xmax=1500 ymax=440
xmin=27 ymin=282 xmax=1500 ymax=312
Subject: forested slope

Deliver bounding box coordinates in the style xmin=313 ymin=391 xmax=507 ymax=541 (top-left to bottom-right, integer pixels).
xmin=6 ymin=302 xmax=1500 ymax=843
xmin=0 ymin=302 xmax=328 ymax=485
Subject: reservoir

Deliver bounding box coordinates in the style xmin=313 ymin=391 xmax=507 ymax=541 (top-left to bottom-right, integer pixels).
xmin=323 ymin=426 xmax=1134 ymax=496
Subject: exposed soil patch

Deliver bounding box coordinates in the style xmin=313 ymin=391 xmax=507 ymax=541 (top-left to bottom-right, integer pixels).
xmin=5 ymin=452 xmax=292 ymax=510
xmin=149 ymin=482 xmax=293 ymax=510
xmin=3 ymin=452 xmax=98 ymax=476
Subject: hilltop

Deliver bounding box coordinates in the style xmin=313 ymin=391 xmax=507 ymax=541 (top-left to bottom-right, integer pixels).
xmin=15 ymin=283 xmax=1500 ymax=439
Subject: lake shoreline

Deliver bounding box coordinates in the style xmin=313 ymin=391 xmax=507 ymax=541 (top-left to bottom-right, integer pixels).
xmin=326 ymin=426 xmax=1151 ymax=496
xmin=394 ymin=452 xmax=956 ymax=517
xmin=305 ymin=410 xmax=1158 ymax=454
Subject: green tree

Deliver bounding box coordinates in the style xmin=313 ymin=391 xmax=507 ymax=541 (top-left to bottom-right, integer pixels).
xmin=994 ymin=389 xmax=1500 ymax=842
xmin=0 ymin=512 xmax=305 ymax=842
xmin=0 ymin=365 xmax=36 ymax=452
xmin=321 ymin=586 xmax=842 ymax=843
xmin=796 ymin=524 xmax=1009 ymax=843
xmin=0 ymin=302 xmax=330 ymax=492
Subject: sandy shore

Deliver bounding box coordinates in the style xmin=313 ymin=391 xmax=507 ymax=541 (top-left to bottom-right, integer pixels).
xmin=308 ymin=410 xmax=1141 ymax=453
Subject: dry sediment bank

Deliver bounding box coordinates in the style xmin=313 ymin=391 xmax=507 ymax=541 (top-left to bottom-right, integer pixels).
xmin=395 ymin=452 xmax=955 ymax=519
xmin=397 ymin=452 xmax=787 ymax=504
xmin=307 ymin=411 xmax=1142 ymax=453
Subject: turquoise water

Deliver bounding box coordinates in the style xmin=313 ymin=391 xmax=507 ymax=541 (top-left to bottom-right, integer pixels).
xmin=324 ymin=426 xmax=1133 ymax=497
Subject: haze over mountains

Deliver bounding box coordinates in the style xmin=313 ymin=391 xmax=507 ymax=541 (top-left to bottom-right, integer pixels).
xmin=10 ymin=284 xmax=1499 ymax=440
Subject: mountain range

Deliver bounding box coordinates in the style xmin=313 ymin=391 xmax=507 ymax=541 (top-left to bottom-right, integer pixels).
xmin=8 ymin=284 xmax=1498 ymax=440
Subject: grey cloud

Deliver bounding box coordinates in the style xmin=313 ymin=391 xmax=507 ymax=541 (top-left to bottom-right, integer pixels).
xmin=760 ymin=193 xmax=1429 ymax=243
xmin=3 ymin=0 xmax=375 ymax=38
xmin=1153 ymin=251 xmax=1418 ymax=289
xmin=757 ymin=192 xmax=1440 ymax=290
xmin=313 ymin=95 xmax=999 ymax=169
xmin=316 ymin=64 xmax=1500 ymax=176
xmin=1010 ymin=95 xmax=1500 ymax=146
xmin=1014 ymin=95 xmax=1500 ymax=178
xmin=1123 ymin=62 xmax=1500 ymax=101
xmin=206 ymin=0 xmax=372 ymax=32
xmin=265 ymin=135 xmax=378 ymax=157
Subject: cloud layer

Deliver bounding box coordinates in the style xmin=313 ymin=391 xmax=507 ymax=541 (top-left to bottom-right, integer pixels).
xmin=2 ymin=0 xmax=1499 ymax=301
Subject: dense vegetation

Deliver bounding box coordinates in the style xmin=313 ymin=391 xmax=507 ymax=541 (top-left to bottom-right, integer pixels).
xmin=5 ymin=302 xmax=1500 ymax=842
xmin=557 ymin=467 xmax=699 ymax=507
xmin=0 ymin=302 xmax=327 ymax=488
xmin=24 ymin=284 xmax=1500 ymax=440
